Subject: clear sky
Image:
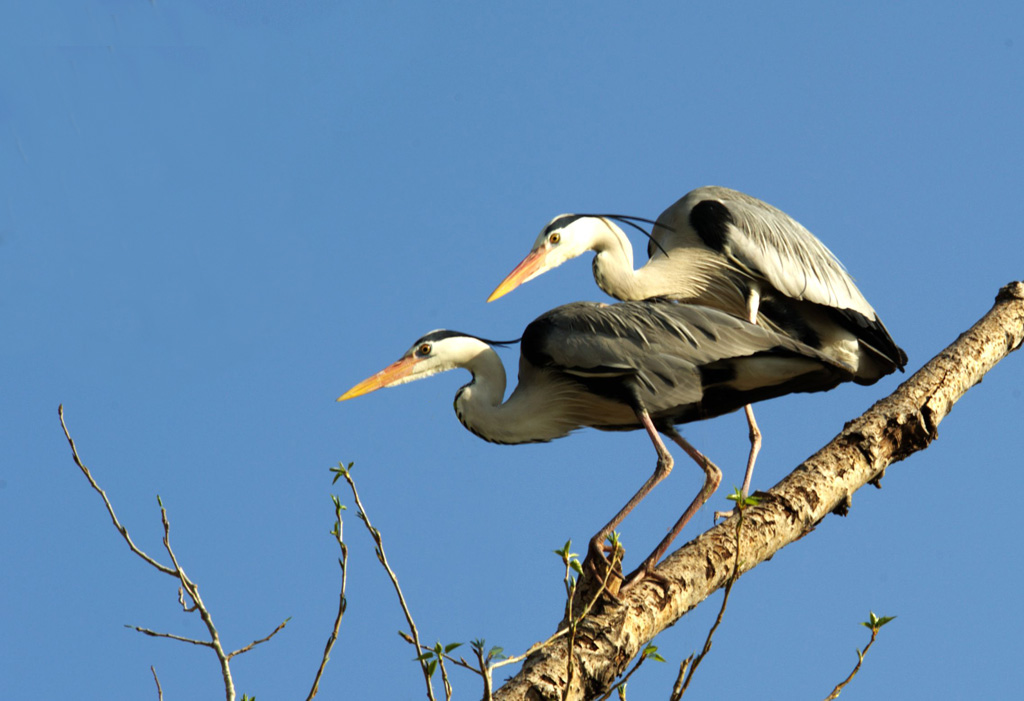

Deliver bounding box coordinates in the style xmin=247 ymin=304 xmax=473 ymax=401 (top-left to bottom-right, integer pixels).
xmin=3 ymin=2 xmax=1023 ymax=699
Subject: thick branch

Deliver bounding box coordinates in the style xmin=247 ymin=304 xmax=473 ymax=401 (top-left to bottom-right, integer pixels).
xmin=495 ymin=281 xmax=1024 ymax=701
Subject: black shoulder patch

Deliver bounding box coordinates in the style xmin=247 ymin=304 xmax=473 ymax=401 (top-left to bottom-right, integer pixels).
xmin=520 ymin=315 xmax=557 ymax=368
xmin=689 ymin=199 xmax=733 ymax=252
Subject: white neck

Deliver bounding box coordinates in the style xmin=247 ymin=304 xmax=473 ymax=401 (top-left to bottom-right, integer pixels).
xmin=580 ymin=218 xmax=647 ymax=301
xmin=453 ymin=350 xmax=583 ymax=445
xmin=582 ymin=217 xmax=726 ymax=302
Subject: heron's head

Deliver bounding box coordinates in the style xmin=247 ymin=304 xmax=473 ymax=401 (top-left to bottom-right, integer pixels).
xmin=337 ymin=331 xmax=496 ymax=401
xmin=487 ymin=215 xmax=610 ymax=302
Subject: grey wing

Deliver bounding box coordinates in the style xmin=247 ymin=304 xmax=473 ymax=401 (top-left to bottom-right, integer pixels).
xmin=520 ymin=301 xmax=811 ymax=409
xmin=655 ymin=186 xmax=877 ymax=318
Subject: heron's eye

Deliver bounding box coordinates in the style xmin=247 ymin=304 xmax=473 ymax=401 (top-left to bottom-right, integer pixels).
xmin=549 ymin=232 xmax=561 ymax=245
xmin=417 ymin=343 xmax=432 ymax=356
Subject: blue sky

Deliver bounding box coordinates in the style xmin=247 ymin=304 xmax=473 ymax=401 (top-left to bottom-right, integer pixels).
xmin=2 ymin=2 xmax=1022 ymax=699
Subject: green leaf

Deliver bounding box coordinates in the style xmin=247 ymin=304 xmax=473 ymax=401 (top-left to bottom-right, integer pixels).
xmin=570 ymin=560 xmax=583 ymax=575
xmin=444 ymin=642 xmax=463 ymax=654
xmin=725 ymin=487 xmax=761 ymax=508
xmin=862 ymin=611 xmax=896 ymax=629
xmin=642 ymin=644 xmax=666 ymax=662
xmin=330 ymin=461 xmax=354 ymax=483
xmin=426 ymin=659 xmax=437 ymax=677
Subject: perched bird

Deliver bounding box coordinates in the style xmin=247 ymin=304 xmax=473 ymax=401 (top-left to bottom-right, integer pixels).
xmin=339 ymin=300 xmax=854 ymax=583
xmin=487 ymin=185 xmax=907 ymax=497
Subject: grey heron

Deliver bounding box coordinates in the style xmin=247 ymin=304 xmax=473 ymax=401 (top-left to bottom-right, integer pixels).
xmin=338 ymin=300 xmax=854 ymax=583
xmin=487 ymin=185 xmax=907 ymax=498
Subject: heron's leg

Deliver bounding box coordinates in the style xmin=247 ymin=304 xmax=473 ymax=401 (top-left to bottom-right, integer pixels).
xmin=714 ymin=294 xmax=764 ymax=522
xmin=741 ymin=290 xmax=763 ymax=498
xmin=625 ymin=428 xmax=722 ymax=585
xmin=587 ymin=407 xmax=673 ymax=564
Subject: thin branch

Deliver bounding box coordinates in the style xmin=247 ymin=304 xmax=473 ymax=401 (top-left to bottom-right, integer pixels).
xmin=594 ymin=648 xmax=656 ymax=701
xmin=494 ymin=283 xmax=1024 ymax=700
xmin=824 ymin=639 xmax=873 ymax=701
xmin=58 ymin=405 xmax=175 ymax=576
xmin=824 ymin=613 xmax=894 ymax=700
xmin=156 ymin=501 xmax=236 ymax=700
xmin=676 ymin=497 xmax=750 ymax=697
xmin=228 ymin=618 xmax=290 ymax=659
xmin=436 ymin=644 xmax=454 ymax=701
xmin=334 ymin=464 xmax=436 ymax=701
xmin=128 ymin=625 xmax=213 ymax=647
xmin=61 ymin=406 xmax=295 ymax=701
xmin=670 ymin=660 xmax=688 ymax=701
xmin=476 ymin=645 xmax=493 ymax=701
xmin=307 ymin=495 xmax=349 ymax=700
xmin=562 ymin=542 xmax=624 ymax=700
xmin=150 ymin=666 xmax=163 ymax=701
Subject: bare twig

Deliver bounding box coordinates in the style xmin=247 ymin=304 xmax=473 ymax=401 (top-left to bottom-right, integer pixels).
xmin=824 ymin=613 xmax=895 ymax=700
xmin=674 ymin=495 xmax=751 ymax=698
xmin=228 ymin=619 xmax=290 ymax=659
xmin=562 ymin=540 xmax=624 ymax=700
xmin=670 ymin=660 xmax=688 ymax=700
xmin=486 ymin=540 xmax=622 ymax=689
xmin=60 ymin=405 xmax=293 ymax=701
xmin=308 ymin=495 xmax=349 ymax=700
xmin=595 ymin=644 xmax=662 ymax=701
xmin=333 ymin=463 xmax=436 ymax=701
xmin=58 ymin=405 xmax=175 ymax=575
xmin=151 ymin=666 xmax=163 ymax=701
xmin=128 ymin=626 xmax=211 ymax=646
xmin=156 ymin=500 xmax=236 ymax=699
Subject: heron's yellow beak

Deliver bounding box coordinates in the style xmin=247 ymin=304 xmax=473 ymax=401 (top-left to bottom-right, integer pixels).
xmin=487 ymin=248 xmax=548 ymax=302
xmin=337 ymin=356 xmax=417 ymax=401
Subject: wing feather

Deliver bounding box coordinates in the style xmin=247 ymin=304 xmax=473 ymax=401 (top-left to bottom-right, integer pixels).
xmin=652 ymin=186 xmax=877 ymax=318
xmin=521 ymin=300 xmax=851 ymax=415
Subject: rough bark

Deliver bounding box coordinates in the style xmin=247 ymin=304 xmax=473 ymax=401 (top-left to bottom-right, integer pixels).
xmin=494 ymin=281 xmax=1024 ymax=701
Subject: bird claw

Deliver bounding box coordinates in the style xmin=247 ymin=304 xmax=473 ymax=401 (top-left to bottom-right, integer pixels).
xmin=580 ymin=537 xmax=624 ymax=599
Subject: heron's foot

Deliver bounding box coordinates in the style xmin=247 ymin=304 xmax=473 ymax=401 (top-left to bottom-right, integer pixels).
xmin=581 ymin=535 xmax=624 ymax=598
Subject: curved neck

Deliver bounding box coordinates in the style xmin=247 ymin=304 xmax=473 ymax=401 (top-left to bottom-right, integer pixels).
xmin=583 ymin=218 xmax=647 ymax=301
xmin=454 ymin=356 xmax=580 ymax=445
xmin=587 ymin=217 xmax=721 ymax=302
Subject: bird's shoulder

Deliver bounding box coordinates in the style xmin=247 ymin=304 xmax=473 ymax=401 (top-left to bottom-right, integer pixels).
xmin=653 ymin=186 xmax=875 ymax=314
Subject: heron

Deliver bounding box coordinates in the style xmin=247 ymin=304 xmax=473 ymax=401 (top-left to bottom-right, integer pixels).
xmin=338 ymin=299 xmax=854 ymax=584
xmin=487 ymin=185 xmax=907 ymax=498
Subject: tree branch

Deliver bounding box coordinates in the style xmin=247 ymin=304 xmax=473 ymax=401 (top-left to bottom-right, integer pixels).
xmin=495 ymin=281 xmax=1024 ymax=701
xmin=58 ymin=405 xmax=176 ymax=576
